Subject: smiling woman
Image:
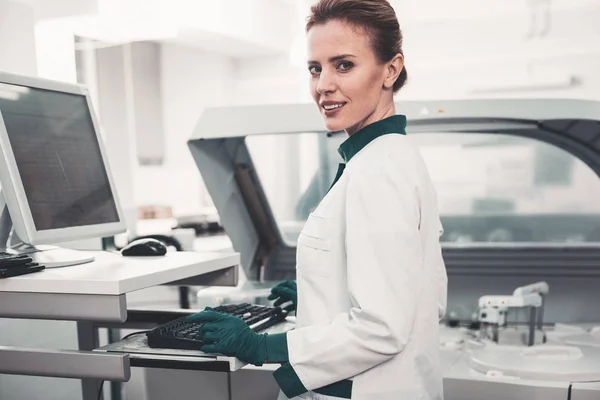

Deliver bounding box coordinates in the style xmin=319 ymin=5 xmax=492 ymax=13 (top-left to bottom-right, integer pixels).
xmin=305 ymin=0 xmax=408 ymax=135
xmin=188 ymin=1 xmax=447 ymax=399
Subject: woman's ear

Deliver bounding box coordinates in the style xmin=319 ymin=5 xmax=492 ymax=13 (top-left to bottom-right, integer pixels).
xmin=383 ymin=53 xmax=404 ymax=90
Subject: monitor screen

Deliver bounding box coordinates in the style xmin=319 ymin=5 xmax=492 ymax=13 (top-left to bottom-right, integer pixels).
xmin=0 ymin=83 xmax=119 ymax=231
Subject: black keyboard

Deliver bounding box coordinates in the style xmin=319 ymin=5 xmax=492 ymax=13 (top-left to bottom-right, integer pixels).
xmin=146 ymin=303 xmax=288 ymax=351
xmin=0 ymin=251 xmax=32 ymax=265
xmin=0 ymin=252 xmax=45 ymax=278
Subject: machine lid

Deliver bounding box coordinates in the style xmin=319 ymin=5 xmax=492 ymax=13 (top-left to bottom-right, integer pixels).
xmin=188 ymin=99 xmax=600 ymax=280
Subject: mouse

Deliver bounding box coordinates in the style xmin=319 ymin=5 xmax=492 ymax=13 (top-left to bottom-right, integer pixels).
xmin=121 ymin=238 xmax=167 ymax=257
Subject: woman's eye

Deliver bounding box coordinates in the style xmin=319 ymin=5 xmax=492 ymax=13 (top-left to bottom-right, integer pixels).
xmin=308 ymin=66 xmax=321 ymax=74
xmin=338 ymin=61 xmax=353 ymax=71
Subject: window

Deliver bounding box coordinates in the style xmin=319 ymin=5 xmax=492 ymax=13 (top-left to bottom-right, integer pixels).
xmin=246 ymin=132 xmax=600 ymax=245
xmin=413 ymin=133 xmax=600 ymax=243
xmin=247 ymin=132 xmax=335 ymax=244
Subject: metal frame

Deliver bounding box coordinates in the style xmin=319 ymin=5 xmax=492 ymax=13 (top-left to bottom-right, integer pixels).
xmin=0 ymin=292 xmax=127 ymax=321
xmin=189 ymin=100 xmax=600 ymax=140
xmin=128 ymin=354 xmax=231 ymax=372
xmin=0 ymin=252 xmax=240 ymax=400
xmin=0 ymin=345 xmax=130 ymax=381
xmin=442 ymin=246 xmax=600 ymax=277
xmin=168 ymin=264 xmax=238 ymax=287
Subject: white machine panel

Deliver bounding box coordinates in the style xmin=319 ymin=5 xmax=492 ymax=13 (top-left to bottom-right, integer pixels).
xmin=444 ymin=355 xmax=570 ymax=400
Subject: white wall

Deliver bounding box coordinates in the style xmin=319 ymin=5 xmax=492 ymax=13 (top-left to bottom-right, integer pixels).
xmin=397 ymin=4 xmax=600 ymax=101
xmin=133 ymin=44 xmax=234 ymax=217
xmin=0 ymin=0 xmax=37 ymax=75
xmin=231 ymin=55 xmax=309 ymax=105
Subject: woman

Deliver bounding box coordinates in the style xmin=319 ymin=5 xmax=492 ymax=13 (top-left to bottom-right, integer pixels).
xmin=190 ymin=0 xmax=448 ymax=398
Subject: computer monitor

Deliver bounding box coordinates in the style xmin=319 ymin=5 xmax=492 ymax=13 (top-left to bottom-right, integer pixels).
xmin=0 ymin=72 xmax=126 ymax=267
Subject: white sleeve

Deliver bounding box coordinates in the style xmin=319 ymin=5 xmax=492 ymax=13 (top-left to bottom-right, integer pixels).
xmin=285 ymin=169 xmax=424 ymax=390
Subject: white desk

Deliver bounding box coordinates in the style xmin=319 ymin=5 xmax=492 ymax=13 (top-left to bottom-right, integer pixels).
xmin=0 ymin=249 xmax=240 ymax=400
xmin=0 ymin=251 xmax=238 ymax=321
xmin=0 ymin=251 xmax=238 ymax=295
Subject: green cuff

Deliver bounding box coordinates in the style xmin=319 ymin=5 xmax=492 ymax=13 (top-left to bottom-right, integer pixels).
xmin=273 ymin=363 xmax=308 ymax=398
xmin=265 ymin=333 xmax=289 ymax=363
xmin=314 ymin=380 xmax=353 ymax=399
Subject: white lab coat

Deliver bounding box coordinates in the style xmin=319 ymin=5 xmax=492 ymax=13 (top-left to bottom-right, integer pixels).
xmin=281 ymin=133 xmax=447 ymax=399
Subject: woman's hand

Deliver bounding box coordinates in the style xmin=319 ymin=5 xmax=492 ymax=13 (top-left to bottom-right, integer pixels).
xmin=268 ymin=280 xmax=297 ymax=312
xmin=188 ymin=309 xmax=268 ymax=366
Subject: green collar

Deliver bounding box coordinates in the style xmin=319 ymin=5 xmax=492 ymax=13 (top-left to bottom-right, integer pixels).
xmin=337 ymin=115 xmax=407 ymax=163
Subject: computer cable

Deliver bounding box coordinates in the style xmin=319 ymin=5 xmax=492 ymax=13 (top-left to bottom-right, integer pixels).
xmin=121 ymin=330 xmax=151 ymax=340
xmin=97 ymin=380 xmax=104 ymax=400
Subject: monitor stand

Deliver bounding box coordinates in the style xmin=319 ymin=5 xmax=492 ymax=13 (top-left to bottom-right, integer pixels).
xmin=0 ymin=192 xmax=95 ymax=268
xmin=8 ymin=243 xmax=95 ymax=268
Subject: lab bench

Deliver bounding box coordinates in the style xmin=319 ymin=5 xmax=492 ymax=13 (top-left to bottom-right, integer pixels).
xmin=0 ymin=250 xmax=240 ymax=400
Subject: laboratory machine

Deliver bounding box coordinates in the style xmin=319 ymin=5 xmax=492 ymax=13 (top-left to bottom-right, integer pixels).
xmin=159 ymin=98 xmax=600 ymax=400
xmin=440 ymin=281 xmax=600 ymax=400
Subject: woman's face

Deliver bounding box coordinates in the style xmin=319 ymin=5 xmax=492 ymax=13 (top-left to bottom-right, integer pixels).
xmin=306 ymin=19 xmax=399 ymax=135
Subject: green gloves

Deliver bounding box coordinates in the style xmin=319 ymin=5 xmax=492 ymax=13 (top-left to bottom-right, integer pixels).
xmin=188 ymin=309 xmax=268 ymax=366
xmin=268 ymin=280 xmax=297 ymax=312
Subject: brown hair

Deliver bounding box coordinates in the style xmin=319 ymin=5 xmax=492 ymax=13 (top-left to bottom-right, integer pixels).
xmin=306 ymin=0 xmax=408 ymax=93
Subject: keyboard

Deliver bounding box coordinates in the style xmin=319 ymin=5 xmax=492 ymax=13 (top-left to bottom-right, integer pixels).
xmin=146 ymin=303 xmax=288 ymax=351
xmin=0 ymin=251 xmax=45 ymax=278
xmin=0 ymin=251 xmax=32 ymax=265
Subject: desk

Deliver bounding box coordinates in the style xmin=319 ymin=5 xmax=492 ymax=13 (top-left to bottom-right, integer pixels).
xmin=0 ymin=250 xmax=239 ymax=400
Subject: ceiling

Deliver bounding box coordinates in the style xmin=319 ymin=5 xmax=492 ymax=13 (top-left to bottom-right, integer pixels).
xmin=13 ymin=0 xmax=600 ymax=60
